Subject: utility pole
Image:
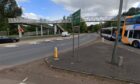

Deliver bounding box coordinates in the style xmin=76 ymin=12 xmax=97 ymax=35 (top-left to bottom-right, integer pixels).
xmin=111 ymin=0 xmax=123 ymax=65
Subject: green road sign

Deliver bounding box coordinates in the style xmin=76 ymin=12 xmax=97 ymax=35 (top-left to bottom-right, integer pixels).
xmin=72 ymin=9 xmax=81 ymax=26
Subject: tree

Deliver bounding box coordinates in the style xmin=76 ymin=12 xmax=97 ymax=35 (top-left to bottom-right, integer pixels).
xmin=103 ymin=7 xmax=140 ymax=28
xmin=87 ymin=24 xmax=101 ymax=33
xmin=61 ymin=16 xmax=87 ymax=33
xmin=0 ymin=0 xmax=22 ymax=35
xmin=0 ymin=0 xmax=22 ymax=18
xmin=80 ymin=21 xmax=87 ymax=33
xmin=87 ymin=25 xmax=94 ymax=32
xmin=122 ymin=7 xmax=140 ymax=16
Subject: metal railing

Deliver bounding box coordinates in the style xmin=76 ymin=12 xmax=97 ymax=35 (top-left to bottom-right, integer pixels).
xmin=8 ymin=16 xmax=124 ymax=24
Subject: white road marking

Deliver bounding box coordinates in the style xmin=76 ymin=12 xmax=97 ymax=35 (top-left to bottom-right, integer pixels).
xmin=5 ymin=44 xmax=17 ymax=48
xmin=45 ymin=39 xmax=53 ymax=42
xmin=45 ymin=39 xmax=51 ymax=42
xmin=19 ymin=83 xmax=26 ymax=84
xmin=45 ymin=39 xmax=52 ymax=42
xmin=130 ymin=49 xmax=134 ymax=52
xmin=74 ymin=35 xmax=78 ymax=38
xmin=127 ymin=48 xmax=135 ymax=53
xmin=19 ymin=77 xmax=28 ymax=84
xmin=63 ymin=37 xmax=71 ymax=40
xmin=29 ymin=41 xmax=39 ymax=44
xmin=56 ymin=38 xmax=63 ymax=41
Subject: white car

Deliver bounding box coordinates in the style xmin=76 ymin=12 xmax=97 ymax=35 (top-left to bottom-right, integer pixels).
xmin=61 ymin=32 xmax=70 ymax=37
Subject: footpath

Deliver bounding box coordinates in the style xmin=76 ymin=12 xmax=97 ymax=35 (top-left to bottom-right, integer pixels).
xmin=47 ymin=40 xmax=140 ymax=83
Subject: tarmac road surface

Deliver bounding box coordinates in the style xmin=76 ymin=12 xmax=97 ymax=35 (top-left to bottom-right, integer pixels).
xmin=0 ymin=33 xmax=98 ymax=70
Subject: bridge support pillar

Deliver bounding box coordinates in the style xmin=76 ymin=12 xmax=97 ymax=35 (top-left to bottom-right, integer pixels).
xmin=47 ymin=29 xmax=50 ymax=35
xmin=58 ymin=29 xmax=61 ymax=34
xmin=54 ymin=24 xmax=57 ymax=35
xmin=41 ymin=25 xmax=43 ymax=36
xmin=36 ymin=27 xmax=39 ymax=36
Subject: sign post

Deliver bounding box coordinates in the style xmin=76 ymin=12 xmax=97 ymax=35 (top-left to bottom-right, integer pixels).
xmin=72 ymin=9 xmax=81 ymax=58
xmin=18 ymin=25 xmax=24 ymax=38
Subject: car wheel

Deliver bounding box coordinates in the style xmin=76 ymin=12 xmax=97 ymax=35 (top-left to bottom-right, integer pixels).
xmin=133 ymin=41 xmax=139 ymax=48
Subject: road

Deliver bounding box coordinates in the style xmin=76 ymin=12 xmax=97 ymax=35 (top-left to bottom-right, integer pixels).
xmin=0 ymin=33 xmax=98 ymax=69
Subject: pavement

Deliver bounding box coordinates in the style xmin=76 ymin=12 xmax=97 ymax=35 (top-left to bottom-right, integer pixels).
xmin=0 ymin=58 xmax=127 ymax=84
xmin=104 ymin=39 xmax=140 ymax=55
xmin=47 ymin=39 xmax=140 ymax=83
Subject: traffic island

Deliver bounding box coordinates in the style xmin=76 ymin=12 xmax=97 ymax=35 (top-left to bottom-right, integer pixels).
xmin=46 ymin=42 xmax=140 ymax=83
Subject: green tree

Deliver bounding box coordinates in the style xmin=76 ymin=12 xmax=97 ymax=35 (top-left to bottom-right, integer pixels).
xmin=0 ymin=0 xmax=22 ymax=18
xmin=80 ymin=21 xmax=87 ymax=33
xmin=103 ymin=7 xmax=140 ymax=28
xmin=87 ymin=25 xmax=93 ymax=32
xmin=61 ymin=21 xmax=87 ymax=33
xmin=94 ymin=24 xmax=101 ymax=32
xmin=87 ymin=24 xmax=101 ymax=33
xmin=103 ymin=21 xmax=117 ymax=28
xmin=122 ymin=7 xmax=140 ymax=16
xmin=0 ymin=0 xmax=22 ymax=35
xmin=24 ymin=25 xmax=36 ymax=32
xmin=61 ymin=16 xmax=87 ymax=33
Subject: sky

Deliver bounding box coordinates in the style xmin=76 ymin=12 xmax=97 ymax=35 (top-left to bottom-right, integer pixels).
xmin=16 ymin=0 xmax=140 ymax=21
xmin=16 ymin=0 xmax=70 ymax=20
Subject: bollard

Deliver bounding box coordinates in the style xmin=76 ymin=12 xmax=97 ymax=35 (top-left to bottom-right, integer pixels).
xmin=118 ymin=56 xmax=123 ymax=67
xmin=54 ymin=47 xmax=59 ymax=60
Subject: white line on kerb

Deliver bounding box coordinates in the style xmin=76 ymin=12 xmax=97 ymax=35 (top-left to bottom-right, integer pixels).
xmin=5 ymin=44 xmax=17 ymax=48
xmin=19 ymin=77 xmax=28 ymax=84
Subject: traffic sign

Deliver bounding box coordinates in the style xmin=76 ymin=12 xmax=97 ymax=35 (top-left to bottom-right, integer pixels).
xmin=71 ymin=9 xmax=81 ymax=59
xmin=72 ymin=9 xmax=81 ymax=26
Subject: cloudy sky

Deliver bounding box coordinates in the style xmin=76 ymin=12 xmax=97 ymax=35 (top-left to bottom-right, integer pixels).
xmin=16 ymin=0 xmax=140 ymax=20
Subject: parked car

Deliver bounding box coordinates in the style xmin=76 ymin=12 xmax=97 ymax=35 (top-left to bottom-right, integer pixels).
xmin=0 ymin=36 xmax=20 ymax=43
xmin=61 ymin=32 xmax=70 ymax=37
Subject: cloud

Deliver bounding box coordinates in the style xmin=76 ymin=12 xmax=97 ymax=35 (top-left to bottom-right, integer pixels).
xmin=22 ymin=13 xmax=62 ymax=20
xmin=16 ymin=0 xmax=29 ymax=3
xmin=52 ymin=0 xmax=140 ymax=17
xmin=22 ymin=13 xmax=41 ymax=19
xmin=132 ymin=2 xmax=140 ymax=8
xmin=87 ymin=22 xmax=99 ymax=26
